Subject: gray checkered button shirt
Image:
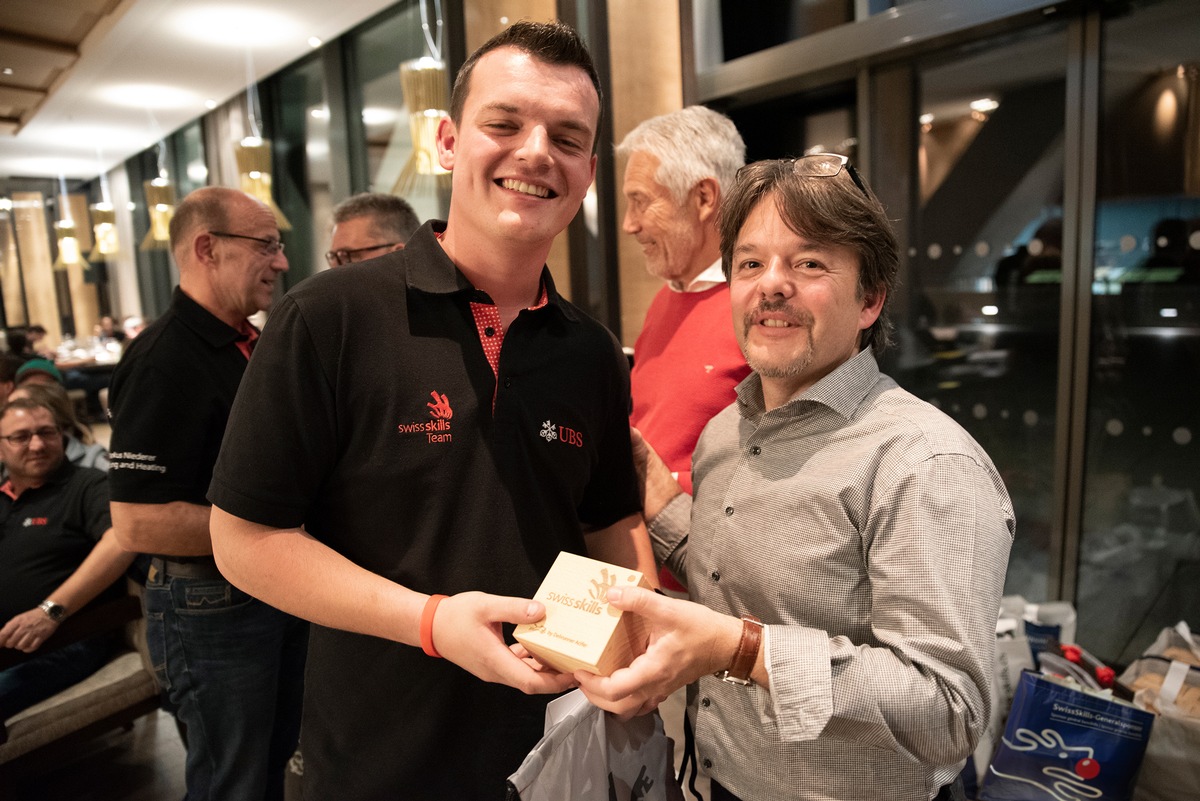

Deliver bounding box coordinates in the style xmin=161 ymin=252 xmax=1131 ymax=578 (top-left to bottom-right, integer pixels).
xmin=649 ymin=348 xmax=1014 ymax=800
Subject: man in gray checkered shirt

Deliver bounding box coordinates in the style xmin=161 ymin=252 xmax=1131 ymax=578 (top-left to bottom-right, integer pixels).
xmin=577 ymin=156 xmax=1014 ymax=801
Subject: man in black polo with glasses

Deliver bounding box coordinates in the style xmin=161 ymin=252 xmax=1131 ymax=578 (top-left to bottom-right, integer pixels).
xmin=107 ymin=186 xmax=306 ymax=801
xmin=326 ymin=191 xmax=421 ymax=268
xmin=0 ymin=397 xmax=132 ymax=741
xmin=577 ymin=156 xmax=1014 ymax=801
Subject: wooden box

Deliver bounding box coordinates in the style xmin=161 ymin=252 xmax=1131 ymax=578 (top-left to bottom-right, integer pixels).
xmin=514 ymin=551 xmax=652 ymax=676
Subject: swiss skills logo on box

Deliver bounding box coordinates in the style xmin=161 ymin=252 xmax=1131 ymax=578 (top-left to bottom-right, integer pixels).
xmin=981 ymin=671 xmax=1154 ymax=801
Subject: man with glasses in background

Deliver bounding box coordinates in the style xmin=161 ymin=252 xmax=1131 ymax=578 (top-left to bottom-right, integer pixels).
xmin=107 ymin=186 xmax=306 ymax=801
xmin=0 ymin=397 xmax=132 ymax=742
xmin=577 ymin=156 xmax=1014 ymax=801
xmin=326 ymin=191 xmax=421 ymax=268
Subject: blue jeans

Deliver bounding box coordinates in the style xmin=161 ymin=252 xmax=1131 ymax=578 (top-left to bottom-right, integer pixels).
xmin=0 ymin=634 xmax=118 ymax=723
xmin=144 ymin=572 xmax=308 ymax=801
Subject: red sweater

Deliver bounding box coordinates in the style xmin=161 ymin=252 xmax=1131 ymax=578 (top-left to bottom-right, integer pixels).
xmin=630 ymin=283 xmax=750 ymax=496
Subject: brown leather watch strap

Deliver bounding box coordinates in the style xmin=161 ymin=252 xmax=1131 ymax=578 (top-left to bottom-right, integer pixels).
xmin=719 ymin=614 xmax=763 ymax=686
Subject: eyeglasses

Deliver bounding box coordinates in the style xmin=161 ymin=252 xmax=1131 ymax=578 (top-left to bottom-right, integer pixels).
xmin=209 ymin=231 xmax=285 ymax=256
xmin=325 ymin=242 xmax=401 ymax=268
xmin=0 ymin=426 xmax=61 ymax=446
xmin=791 ymin=153 xmax=871 ymax=199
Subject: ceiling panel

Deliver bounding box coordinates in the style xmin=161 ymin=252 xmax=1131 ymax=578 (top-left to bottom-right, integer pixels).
xmin=0 ymin=0 xmax=404 ymax=179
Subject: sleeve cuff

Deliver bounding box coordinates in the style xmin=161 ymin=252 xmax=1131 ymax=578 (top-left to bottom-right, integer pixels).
xmin=647 ymin=491 xmax=691 ymax=564
xmin=762 ymin=624 xmax=833 ymax=741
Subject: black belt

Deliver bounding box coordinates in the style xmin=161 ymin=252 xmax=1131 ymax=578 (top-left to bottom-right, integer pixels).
xmin=148 ymin=556 xmax=225 ymax=581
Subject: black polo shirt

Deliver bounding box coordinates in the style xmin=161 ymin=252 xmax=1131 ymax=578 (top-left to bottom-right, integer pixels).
xmin=209 ymin=221 xmax=641 ymax=798
xmin=0 ymin=461 xmax=112 ymax=622
xmin=108 ymin=287 xmax=251 ymax=511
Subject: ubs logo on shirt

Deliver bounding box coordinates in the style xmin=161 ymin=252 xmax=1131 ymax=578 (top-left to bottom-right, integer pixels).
xmin=23 ymin=517 xmax=48 ymax=527
xmin=539 ymin=420 xmax=583 ymax=448
xmin=397 ymin=391 xmax=453 ymax=443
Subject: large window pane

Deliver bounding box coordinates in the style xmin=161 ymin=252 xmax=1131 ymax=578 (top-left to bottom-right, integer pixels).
xmin=350 ymin=1 xmax=449 ymax=223
xmin=268 ymin=55 xmax=327 ymax=286
xmin=886 ymin=23 xmax=1069 ymax=604
xmin=1076 ymin=0 xmax=1200 ymax=664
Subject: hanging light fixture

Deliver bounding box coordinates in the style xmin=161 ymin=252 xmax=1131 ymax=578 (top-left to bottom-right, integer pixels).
xmin=89 ymin=204 xmax=119 ymax=259
xmin=141 ymin=178 xmax=176 ymax=251
xmin=235 ymin=54 xmax=290 ymax=229
xmin=53 ymin=220 xmax=87 ymax=270
xmin=140 ymin=142 xmax=176 ymax=251
xmin=53 ymin=178 xmax=87 ymax=270
xmin=393 ymin=0 xmax=450 ymax=195
xmin=235 ymin=135 xmax=291 ymax=230
xmin=88 ymin=162 xmax=120 ymax=259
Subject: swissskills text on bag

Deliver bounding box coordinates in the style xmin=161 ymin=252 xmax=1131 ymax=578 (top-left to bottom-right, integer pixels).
xmin=981 ymin=671 xmax=1154 ymax=801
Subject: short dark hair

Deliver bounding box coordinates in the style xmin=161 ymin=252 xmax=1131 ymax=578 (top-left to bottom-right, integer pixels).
xmin=332 ymin=193 xmax=421 ymax=242
xmin=0 ymin=397 xmax=59 ymax=430
xmin=449 ymin=20 xmax=602 ymax=147
xmin=719 ymin=159 xmax=899 ymax=353
xmin=8 ymin=381 xmax=93 ymax=443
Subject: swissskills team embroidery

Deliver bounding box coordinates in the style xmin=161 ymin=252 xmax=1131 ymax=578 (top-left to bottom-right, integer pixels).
xmin=395 ymin=391 xmax=583 ymax=449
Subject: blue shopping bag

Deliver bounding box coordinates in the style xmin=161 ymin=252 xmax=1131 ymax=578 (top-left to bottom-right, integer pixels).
xmin=980 ymin=671 xmax=1155 ymax=801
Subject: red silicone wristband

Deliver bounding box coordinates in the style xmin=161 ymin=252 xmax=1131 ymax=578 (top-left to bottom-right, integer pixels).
xmin=420 ymin=594 xmax=448 ymax=658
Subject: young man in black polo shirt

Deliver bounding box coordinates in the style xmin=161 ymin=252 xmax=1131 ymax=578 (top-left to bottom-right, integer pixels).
xmin=210 ymin=21 xmax=657 ymax=799
xmin=0 ymin=398 xmax=132 ymax=730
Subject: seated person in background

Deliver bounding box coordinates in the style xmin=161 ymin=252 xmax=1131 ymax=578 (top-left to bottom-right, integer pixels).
xmin=326 ymin=192 xmax=421 ymax=268
xmin=0 ymin=397 xmax=133 ymax=741
xmin=94 ymin=315 xmax=126 ymax=343
xmin=121 ymin=316 xmax=146 ymax=342
xmin=19 ymin=353 xmax=110 ymax=426
xmin=0 ymin=353 xmax=23 ymax=404
xmin=4 ymin=327 xmax=37 ymax=362
xmin=24 ymin=325 xmax=54 ymax=359
xmin=14 ymin=358 xmax=64 ymax=388
xmin=7 ymin=383 xmax=109 ymax=471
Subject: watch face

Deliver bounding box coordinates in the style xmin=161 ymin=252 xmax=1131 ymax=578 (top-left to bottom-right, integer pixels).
xmin=41 ymin=602 xmax=66 ymax=622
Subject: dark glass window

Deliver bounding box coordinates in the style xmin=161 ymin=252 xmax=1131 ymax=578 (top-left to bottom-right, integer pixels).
xmin=1075 ymin=0 xmax=1200 ymax=664
xmin=889 ymin=23 xmax=1070 ymax=604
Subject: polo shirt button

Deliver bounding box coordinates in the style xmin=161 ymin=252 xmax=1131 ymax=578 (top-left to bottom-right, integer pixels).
xmin=710 ymin=570 xmax=720 ymax=582
xmin=484 ymin=326 xmax=495 ymax=337
xmin=504 ymin=378 xmax=512 ymax=388
xmin=702 ymin=758 xmax=713 ymax=770
xmin=724 ymin=506 xmax=733 ymax=516
xmin=701 ymin=697 xmax=711 ymax=707
xmin=750 ymin=445 xmax=761 ymax=456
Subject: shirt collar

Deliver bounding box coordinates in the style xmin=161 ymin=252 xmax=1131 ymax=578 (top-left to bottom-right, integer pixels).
xmin=402 ymin=221 xmax=579 ymax=324
xmin=736 ymin=347 xmax=880 ymax=421
xmin=172 ymin=287 xmax=254 ymax=349
xmin=667 ymin=259 xmax=725 ymax=293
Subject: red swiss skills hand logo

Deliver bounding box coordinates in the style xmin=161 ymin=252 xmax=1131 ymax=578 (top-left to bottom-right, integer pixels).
xmin=426 ymin=391 xmax=452 ymax=420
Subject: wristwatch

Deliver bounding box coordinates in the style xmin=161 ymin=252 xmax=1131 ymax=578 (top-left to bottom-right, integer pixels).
xmin=718 ymin=614 xmax=763 ymax=686
xmin=39 ymin=600 xmax=67 ymax=622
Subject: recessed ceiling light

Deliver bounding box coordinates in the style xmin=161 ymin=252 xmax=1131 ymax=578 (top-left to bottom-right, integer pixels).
xmin=205 ymin=99 xmax=218 ymax=110
xmin=308 ymin=36 xmax=323 ymax=49
xmin=170 ymin=6 xmax=304 ymax=48
xmin=970 ymin=98 xmax=999 ymax=113
xmin=100 ymin=83 xmax=201 ymax=110
xmin=919 ymin=113 xmax=934 ymax=125
xmin=2 ymin=67 xmax=13 ymax=76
